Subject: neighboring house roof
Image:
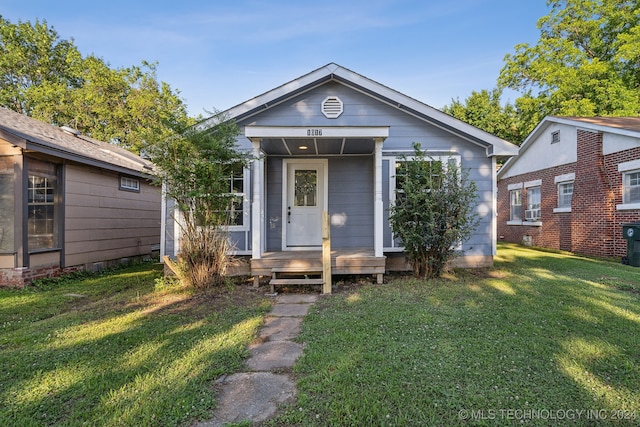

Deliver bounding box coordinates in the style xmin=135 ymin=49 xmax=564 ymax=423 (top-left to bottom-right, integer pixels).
xmin=498 ymin=115 xmax=640 ymax=178
xmin=0 ymin=107 xmax=155 ymax=177
xmin=200 ymin=63 xmax=519 ymax=158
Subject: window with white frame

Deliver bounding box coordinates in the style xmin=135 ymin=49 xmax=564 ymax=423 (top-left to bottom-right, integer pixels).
xmin=119 ymin=176 xmax=140 ymax=192
xmin=388 ymin=154 xmax=460 ymax=249
xmin=617 ymin=159 xmax=640 ymax=210
xmin=557 ymin=181 xmax=573 ymax=208
xmin=525 ymin=186 xmax=541 ymax=221
xmin=224 ymin=162 xmax=248 ymax=228
xmin=509 ymin=188 xmax=522 ymax=221
xmin=394 ymin=158 xmax=444 ymax=200
xmin=623 ymin=170 xmax=640 ymax=204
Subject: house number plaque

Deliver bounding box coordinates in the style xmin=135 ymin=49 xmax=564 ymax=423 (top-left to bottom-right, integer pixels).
xmin=306 ymin=128 xmax=322 ymax=136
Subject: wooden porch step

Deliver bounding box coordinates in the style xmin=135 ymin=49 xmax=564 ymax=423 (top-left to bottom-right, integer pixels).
xmin=269 ymin=267 xmax=324 ymax=293
xmin=269 ymin=278 xmax=324 ymax=286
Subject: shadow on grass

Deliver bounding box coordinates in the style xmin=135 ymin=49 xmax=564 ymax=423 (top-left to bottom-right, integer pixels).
xmin=0 ymin=264 xmax=272 ymax=427
xmin=275 ymin=243 xmax=640 ymax=426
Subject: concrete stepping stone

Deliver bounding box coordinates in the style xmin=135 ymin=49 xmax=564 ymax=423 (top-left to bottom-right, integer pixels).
xmin=246 ymin=341 xmax=303 ymax=371
xmin=260 ymin=316 xmax=303 ymax=341
xmin=197 ymin=372 xmax=295 ymax=426
xmin=276 ymin=294 xmax=318 ymax=304
xmin=269 ymin=303 xmax=313 ymax=317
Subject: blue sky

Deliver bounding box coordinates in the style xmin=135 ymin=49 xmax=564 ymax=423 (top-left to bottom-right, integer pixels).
xmin=3 ymin=1 xmax=550 ymax=117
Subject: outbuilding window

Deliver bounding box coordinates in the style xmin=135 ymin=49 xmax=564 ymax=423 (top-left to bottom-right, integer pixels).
xmin=27 ymin=160 xmax=59 ymax=251
xmin=119 ymin=176 xmax=140 ymax=192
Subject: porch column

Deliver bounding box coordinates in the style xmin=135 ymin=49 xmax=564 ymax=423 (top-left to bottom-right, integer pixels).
xmin=374 ymin=138 xmax=384 ymax=258
xmin=251 ymin=138 xmax=263 ymax=260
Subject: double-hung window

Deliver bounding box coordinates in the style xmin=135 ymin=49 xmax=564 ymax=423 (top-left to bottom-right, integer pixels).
xmin=510 ymin=189 xmax=522 ymax=221
xmin=526 ymin=187 xmax=541 ymax=221
xmin=224 ymin=162 xmax=248 ymax=229
xmin=553 ymin=173 xmax=574 ymax=213
xmin=27 ymin=159 xmax=59 ymax=251
xmin=617 ymin=160 xmax=640 ymax=210
xmin=623 ymin=170 xmax=640 ymax=204
xmin=558 ymin=182 xmax=573 ymax=207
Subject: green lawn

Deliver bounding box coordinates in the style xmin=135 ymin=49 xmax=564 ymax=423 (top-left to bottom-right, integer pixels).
xmin=1 ymin=245 xmax=639 ymax=426
xmin=270 ymin=244 xmax=640 ymax=426
xmin=0 ymin=264 xmax=272 ymax=426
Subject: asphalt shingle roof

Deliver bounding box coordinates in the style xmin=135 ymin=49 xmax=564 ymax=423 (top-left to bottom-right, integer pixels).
xmin=0 ymin=107 xmax=154 ymax=176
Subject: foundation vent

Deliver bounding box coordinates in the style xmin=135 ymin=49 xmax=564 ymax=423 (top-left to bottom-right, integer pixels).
xmin=321 ymin=96 xmax=343 ymax=118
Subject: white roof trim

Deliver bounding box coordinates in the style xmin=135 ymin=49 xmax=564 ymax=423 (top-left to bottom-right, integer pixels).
xmin=203 ymin=63 xmax=517 ymax=158
xmin=499 ymin=115 xmax=640 ymax=178
xmin=245 ymin=125 xmax=389 ymax=139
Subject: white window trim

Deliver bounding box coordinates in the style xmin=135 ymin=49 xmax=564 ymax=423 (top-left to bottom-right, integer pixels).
xmin=508 ymin=186 xmax=523 ymax=223
xmin=225 ymin=165 xmax=250 ymax=232
xmin=553 ymin=207 xmax=572 ymax=213
xmin=618 ymin=159 xmax=640 ymax=172
xmin=554 ymin=173 xmax=574 ymax=213
xmin=554 ymin=173 xmax=575 ymax=183
xmin=524 ymin=179 xmax=542 ymax=188
xmin=386 ymin=154 xmax=462 ymax=251
xmin=119 ymin=176 xmax=140 ymax=192
xmin=617 ymin=202 xmax=640 ymax=211
xmin=617 ymin=165 xmax=640 ymax=209
xmin=507 ymin=182 xmax=523 ymax=191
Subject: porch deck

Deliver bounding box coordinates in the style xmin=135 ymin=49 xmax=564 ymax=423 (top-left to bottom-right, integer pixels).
xmin=250 ymin=248 xmax=386 ymax=283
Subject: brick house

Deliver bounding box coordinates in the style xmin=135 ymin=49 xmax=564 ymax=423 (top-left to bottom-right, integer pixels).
xmin=497 ymin=116 xmax=640 ymax=259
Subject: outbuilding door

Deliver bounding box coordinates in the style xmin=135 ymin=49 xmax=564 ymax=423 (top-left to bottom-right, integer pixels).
xmin=283 ymin=159 xmax=327 ymax=249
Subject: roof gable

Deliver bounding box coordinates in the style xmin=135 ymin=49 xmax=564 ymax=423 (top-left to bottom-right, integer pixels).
xmin=0 ymin=107 xmax=154 ymax=177
xmin=498 ymin=116 xmax=640 ymax=178
xmin=201 ymin=63 xmax=518 ymax=157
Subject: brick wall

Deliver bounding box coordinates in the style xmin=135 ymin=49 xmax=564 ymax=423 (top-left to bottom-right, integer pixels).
xmin=498 ymin=129 xmax=640 ymax=259
xmin=498 ymin=163 xmax=575 ymax=250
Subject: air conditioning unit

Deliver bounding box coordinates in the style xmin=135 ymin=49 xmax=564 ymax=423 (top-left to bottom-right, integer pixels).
xmin=525 ymin=209 xmax=541 ymax=221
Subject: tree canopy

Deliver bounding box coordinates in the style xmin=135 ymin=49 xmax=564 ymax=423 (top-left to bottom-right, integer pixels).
xmin=0 ymin=16 xmax=191 ymax=153
xmin=445 ymin=0 xmax=640 ymax=145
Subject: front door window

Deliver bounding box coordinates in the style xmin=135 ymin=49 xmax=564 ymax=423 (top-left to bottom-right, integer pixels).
xmin=294 ymin=170 xmax=317 ymax=207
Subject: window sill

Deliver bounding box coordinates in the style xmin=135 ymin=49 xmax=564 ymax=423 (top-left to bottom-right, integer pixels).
xmin=617 ymin=202 xmax=640 ymax=211
xmin=553 ymin=207 xmax=571 ymax=213
xmin=28 ymin=247 xmax=62 ymax=255
xmin=507 ymin=220 xmax=542 ymax=227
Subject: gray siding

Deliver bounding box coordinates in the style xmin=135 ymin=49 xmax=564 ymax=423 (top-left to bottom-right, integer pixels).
xmin=265 ymin=157 xmax=283 ymax=251
xmin=64 ymin=164 xmax=161 ymax=267
xmin=328 ymin=156 xmax=373 ymax=248
xmin=235 ymin=81 xmax=495 ymax=257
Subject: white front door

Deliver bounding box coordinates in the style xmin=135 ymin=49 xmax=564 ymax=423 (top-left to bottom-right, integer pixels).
xmin=283 ymin=159 xmax=327 ymax=249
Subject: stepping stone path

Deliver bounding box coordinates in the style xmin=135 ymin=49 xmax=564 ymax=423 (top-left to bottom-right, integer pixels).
xmin=195 ymin=294 xmax=317 ymax=426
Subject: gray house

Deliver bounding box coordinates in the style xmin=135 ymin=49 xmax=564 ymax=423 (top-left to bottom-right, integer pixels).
xmin=0 ymin=107 xmax=161 ymax=287
xmin=162 ymin=63 xmax=518 ymax=287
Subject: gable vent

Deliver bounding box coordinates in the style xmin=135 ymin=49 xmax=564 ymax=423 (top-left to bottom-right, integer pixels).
xmin=322 ymin=96 xmax=343 ymax=118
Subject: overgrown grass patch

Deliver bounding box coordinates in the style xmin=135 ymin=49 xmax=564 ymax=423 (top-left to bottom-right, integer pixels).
xmin=0 ymin=263 xmax=272 ymax=426
xmin=271 ymin=244 xmax=640 ymax=426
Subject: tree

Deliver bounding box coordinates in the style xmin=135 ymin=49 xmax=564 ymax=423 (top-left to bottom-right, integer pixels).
xmin=499 ymin=0 xmax=640 ymax=121
xmin=443 ymin=88 xmax=527 ymax=144
xmin=0 ymin=16 xmax=190 ymax=153
xmin=144 ymin=113 xmax=247 ymax=289
xmin=389 ymin=144 xmax=480 ymax=279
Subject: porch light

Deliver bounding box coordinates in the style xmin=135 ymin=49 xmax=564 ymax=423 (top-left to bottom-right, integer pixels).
xmin=298 ymin=145 xmax=308 ymax=150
